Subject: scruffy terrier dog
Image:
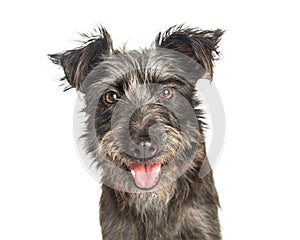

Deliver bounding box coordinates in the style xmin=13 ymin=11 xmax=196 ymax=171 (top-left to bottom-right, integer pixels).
xmin=49 ymin=25 xmax=223 ymax=239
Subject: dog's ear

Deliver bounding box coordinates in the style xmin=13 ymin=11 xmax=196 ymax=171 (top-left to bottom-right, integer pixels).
xmin=49 ymin=27 xmax=113 ymax=91
xmin=155 ymin=25 xmax=224 ymax=79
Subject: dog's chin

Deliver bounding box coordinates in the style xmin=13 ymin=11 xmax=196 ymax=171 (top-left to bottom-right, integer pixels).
xmin=125 ymin=162 xmax=162 ymax=190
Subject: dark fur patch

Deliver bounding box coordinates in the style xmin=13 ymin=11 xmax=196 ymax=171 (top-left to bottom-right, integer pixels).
xmin=156 ymin=25 xmax=224 ymax=79
xmin=49 ymin=27 xmax=113 ymax=90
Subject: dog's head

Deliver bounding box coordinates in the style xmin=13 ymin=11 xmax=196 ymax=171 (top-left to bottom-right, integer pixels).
xmin=49 ymin=25 xmax=223 ymax=202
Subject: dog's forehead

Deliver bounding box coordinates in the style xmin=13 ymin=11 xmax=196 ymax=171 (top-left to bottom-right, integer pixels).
xmin=82 ymin=48 xmax=203 ymax=101
xmin=84 ymin=47 xmax=201 ymax=95
xmin=103 ymin=49 xmax=183 ymax=85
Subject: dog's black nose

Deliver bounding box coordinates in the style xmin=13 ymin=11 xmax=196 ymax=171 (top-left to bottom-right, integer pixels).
xmin=127 ymin=138 xmax=159 ymax=159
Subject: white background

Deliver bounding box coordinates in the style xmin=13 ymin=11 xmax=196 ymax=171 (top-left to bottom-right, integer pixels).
xmin=1 ymin=0 xmax=300 ymax=239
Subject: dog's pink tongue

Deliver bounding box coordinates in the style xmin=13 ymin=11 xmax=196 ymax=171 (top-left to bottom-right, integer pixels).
xmin=130 ymin=163 xmax=161 ymax=189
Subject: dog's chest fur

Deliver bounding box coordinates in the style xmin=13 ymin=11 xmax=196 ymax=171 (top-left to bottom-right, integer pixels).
xmin=100 ymin=171 xmax=220 ymax=240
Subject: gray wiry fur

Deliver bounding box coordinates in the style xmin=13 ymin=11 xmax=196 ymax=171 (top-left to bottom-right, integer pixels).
xmin=49 ymin=25 xmax=224 ymax=240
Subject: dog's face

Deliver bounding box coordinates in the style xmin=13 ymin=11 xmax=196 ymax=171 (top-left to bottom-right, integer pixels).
xmin=49 ymin=25 xmax=223 ymax=204
xmin=87 ymin=49 xmax=203 ymax=192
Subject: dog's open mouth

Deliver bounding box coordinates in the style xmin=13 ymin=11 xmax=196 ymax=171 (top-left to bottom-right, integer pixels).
xmin=126 ymin=162 xmax=162 ymax=190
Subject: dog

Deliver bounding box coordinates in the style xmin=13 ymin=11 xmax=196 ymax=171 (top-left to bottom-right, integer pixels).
xmin=49 ymin=25 xmax=223 ymax=240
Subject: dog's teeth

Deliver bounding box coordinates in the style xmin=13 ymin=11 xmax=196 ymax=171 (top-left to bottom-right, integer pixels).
xmin=131 ymin=170 xmax=135 ymax=177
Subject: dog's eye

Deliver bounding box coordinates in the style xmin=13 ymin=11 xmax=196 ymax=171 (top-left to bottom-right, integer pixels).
xmin=104 ymin=91 xmax=120 ymax=104
xmin=160 ymin=86 xmax=173 ymax=99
